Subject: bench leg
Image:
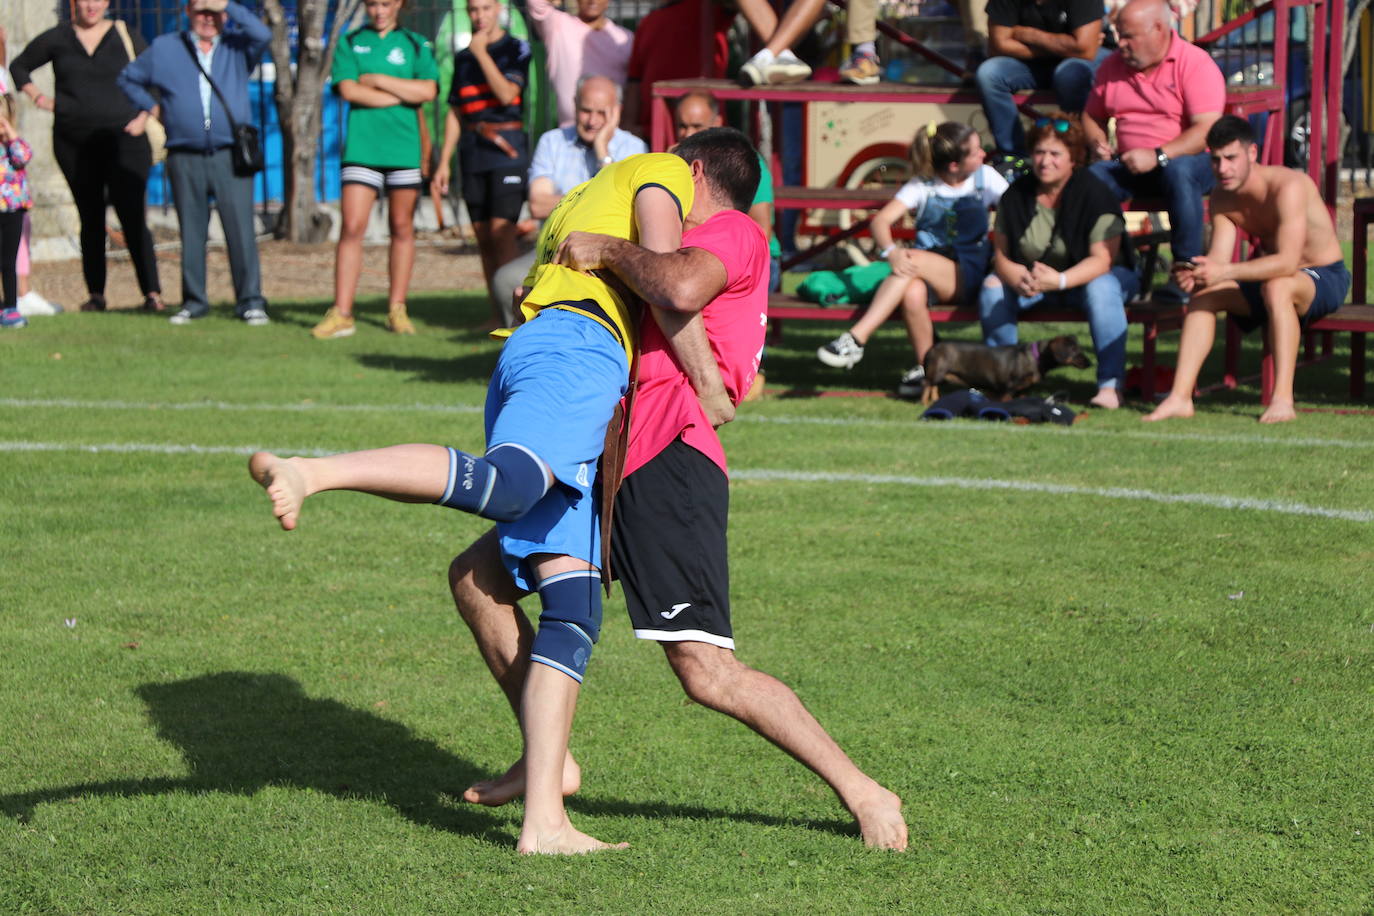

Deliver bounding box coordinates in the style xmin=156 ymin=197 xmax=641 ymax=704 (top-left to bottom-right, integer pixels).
xmin=1353 ymin=331 xmax=1367 ymax=400
xmin=1223 ymin=320 xmax=1242 ymax=389
xmin=1321 ymin=330 xmax=1334 ymax=358
xmin=1140 ymin=319 xmax=1158 ymax=401
xmin=1260 ymin=326 xmax=1275 ymax=406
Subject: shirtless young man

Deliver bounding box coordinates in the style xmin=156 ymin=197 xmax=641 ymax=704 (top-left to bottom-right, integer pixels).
xmin=1144 ymin=115 xmax=1349 ymax=424
xmin=449 ymin=171 xmax=908 ymax=852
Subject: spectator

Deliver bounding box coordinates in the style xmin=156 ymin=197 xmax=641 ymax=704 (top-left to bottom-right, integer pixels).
xmin=312 ymin=0 xmax=438 ymax=341
xmin=526 ymin=0 xmax=633 ymax=128
xmin=491 ymin=74 xmax=646 ymax=317
xmin=674 ymin=91 xmax=780 ymax=291
xmin=737 ymin=0 xmax=883 ymax=86
xmin=0 ymin=27 xmax=60 ymax=318
xmin=10 ymin=1 xmax=163 ymax=313
xmin=817 ymin=120 xmax=1008 ymax=398
xmin=118 ymin=0 xmax=271 ymax=326
xmin=1144 ymin=116 xmax=1349 ymax=425
xmin=975 ymin=0 xmax=1110 ymax=172
xmin=433 ymin=0 xmax=531 ymax=329
xmin=980 ymin=113 xmax=1135 ymax=409
xmin=1083 ymin=0 xmax=1223 ymax=304
xmin=0 ymin=92 xmax=32 ymax=329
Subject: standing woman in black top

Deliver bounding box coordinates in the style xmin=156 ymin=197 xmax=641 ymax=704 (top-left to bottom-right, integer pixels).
xmin=10 ymin=0 xmax=163 ymax=311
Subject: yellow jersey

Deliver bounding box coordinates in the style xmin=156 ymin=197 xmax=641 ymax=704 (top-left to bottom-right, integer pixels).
xmin=501 ymin=153 xmax=695 ymax=362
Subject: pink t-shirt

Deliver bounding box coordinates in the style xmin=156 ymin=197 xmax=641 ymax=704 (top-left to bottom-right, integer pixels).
xmin=624 ymin=209 xmax=770 ymax=478
xmin=526 ymin=0 xmax=634 ymax=127
xmin=1085 ymin=31 xmax=1226 ymax=152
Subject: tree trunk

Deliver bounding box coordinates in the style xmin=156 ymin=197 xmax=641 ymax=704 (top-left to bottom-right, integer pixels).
xmin=262 ymin=0 xmax=360 ymax=243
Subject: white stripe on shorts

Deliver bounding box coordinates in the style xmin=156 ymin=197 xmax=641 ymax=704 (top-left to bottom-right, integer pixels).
xmin=632 ymin=628 xmax=736 ymax=651
xmin=341 ymin=165 xmax=423 ymax=190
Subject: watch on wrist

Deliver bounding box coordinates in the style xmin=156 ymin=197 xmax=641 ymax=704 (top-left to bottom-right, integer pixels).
xmin=599 ymin=155 xmax=614 ymax=166
xmin=1155 ymin=147 xmax=1170 ymax=169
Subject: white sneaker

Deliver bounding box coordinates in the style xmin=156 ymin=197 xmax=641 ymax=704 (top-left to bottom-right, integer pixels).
xmin=817 ymin=332 xmax=864 ymax=368
xmin=17 ymin=290 xmax=63 ymax=316
xmin=241 ymin=308 xmax=270 ymax=327
xmin=738 ymin=49 xmax=774 ymax=86
xmin=896 ymin=365 xmax=926 ymax=398
xmin=765 ymin=50 xmax=812 ymax=84
xmin=168 ymin=308 xmax=207 ymax=325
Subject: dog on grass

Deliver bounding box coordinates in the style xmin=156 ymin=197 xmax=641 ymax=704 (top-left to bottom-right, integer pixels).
xmin=921 ymin=336 xmax=1091 ymax=405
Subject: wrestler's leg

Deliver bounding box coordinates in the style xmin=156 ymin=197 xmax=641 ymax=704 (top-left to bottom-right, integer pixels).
xmin=662 ymin=640 xmax=907 ymax=851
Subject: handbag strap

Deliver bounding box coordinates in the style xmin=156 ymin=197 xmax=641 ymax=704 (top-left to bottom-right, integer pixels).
xmin=112 ymin=20 xmax=137 ymax=63
xmin=182 ymin=32 xmax=240 ymax=132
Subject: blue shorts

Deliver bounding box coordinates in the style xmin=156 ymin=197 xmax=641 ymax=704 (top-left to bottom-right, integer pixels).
xmin=1235 ymin=260 xmax=1351 ymax=333
xmin=485 ymin=307 xmax=629 ymax=591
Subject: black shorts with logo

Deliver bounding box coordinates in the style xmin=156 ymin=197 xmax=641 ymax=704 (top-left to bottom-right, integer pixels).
xmin=611 ymin=439 xmax=733 ymax=649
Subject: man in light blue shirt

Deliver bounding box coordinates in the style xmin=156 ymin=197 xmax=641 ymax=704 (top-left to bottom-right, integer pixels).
xmin=491 ymin=74 xmax=646 ymax=318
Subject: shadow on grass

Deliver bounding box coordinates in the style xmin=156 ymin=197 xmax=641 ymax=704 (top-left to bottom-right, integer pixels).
xmin=0 ymin=671 xmax=860 ymax=844
xmin=0 ymin=672 xmax=503 ymax=841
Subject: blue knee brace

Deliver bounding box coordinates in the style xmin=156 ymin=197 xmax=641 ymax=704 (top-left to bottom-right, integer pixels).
xmin=434 ymin=444 xmax=549 ymax=522
xmin=529 ymin=570 xmax=602 ymax=683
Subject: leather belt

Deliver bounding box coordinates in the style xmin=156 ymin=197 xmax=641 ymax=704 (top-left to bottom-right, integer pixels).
xmin=471 ymin=120 xmax=524 ymax=159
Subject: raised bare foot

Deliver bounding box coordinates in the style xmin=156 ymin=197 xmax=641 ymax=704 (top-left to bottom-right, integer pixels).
xmin=463 ymin=754 xmax=581 ymax=807
xmin=1258 ymin=399 xmax=1297 ymax=423
xmin=1090 ymin=387 xmax=1122 ymax=410
xmin=847 ymin=784 xmax=908 ymax=851
xmin=249 ymin=451 xmax=310 ymax=530
xmin=1142 ymin=394 xmax=1195 ymax=422
xmin=516 ymin=816 xmax=628 ymax=855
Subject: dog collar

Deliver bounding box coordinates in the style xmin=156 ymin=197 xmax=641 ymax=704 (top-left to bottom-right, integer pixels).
xmin=1029 ymin=340 xmax=1040 ymax=361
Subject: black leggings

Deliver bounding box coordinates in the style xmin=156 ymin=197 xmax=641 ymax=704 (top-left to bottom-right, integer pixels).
xmin=0 ymin=210 xmax=22 ymax=310
xmin=52 ymin=127 xmax=161 ymax=299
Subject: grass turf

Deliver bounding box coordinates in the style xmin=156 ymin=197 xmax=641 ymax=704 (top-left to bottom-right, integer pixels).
xmin=2 ymin=290 xmax=1372 ymax=914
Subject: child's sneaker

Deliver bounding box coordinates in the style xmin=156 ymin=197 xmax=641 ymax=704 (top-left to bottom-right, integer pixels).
xmin=387 ymin=304 xmax=416 ymax=335
xmin=311 ymin=307 xmax=356 ymax=339
xmin=839 ymin=51 xmax=881 ymax=85
xmin=1 ymin=308 xmax=28 ymax=329
xmin=17 ymin=290 xmax=62 ymax=316
xmin=817 ymin=331 xmax=864 ymax=368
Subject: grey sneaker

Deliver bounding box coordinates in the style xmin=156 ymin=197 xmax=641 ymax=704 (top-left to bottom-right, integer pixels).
xmin=241 ymin=307 xmax=270 ymax=326
xmin=817 ymin=332 xmax=864 ymax=368
xmin=896 ymin=365 xmax=926 ymax=398
xmin=738 ymin=52 xmax=769 ymax=86
xmin=168 ymin=307 xmax=208 ymax=325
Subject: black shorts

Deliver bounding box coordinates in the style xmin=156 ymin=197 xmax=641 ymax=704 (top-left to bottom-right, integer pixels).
xmin=1234 ymin=260 xmax=1351 ymax=333
xmin=611 ymin=439 xmax=733 ymax=649
xmin=461 ymin=161 xmax=527 ymax=223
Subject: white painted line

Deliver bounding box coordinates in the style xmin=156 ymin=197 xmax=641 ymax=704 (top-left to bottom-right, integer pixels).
xmin=1 ymin=398 xmax=1367 ymax=451
xmin=731 ymin=469 xmax=1374 ymax=523
xmin=3 ymin=439 xmax=1368 ymax=523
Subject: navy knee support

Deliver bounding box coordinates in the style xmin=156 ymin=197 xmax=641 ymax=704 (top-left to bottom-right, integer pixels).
xmin=434 ymin=444 xmax=550 ymax=522
xmin=529 ymin=570 xmax=602 ymax=683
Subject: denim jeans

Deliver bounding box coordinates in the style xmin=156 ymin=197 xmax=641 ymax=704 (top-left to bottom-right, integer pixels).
xmin=1087 ymin=153 xmax=1215 ymax=263
xmin=975 ymin=49 xmax=1112 ymax=154
xmin=979 ymin=265 xmax=1138 ymax=389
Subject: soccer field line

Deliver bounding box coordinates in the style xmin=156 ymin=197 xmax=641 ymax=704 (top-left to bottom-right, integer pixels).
xmin=4 ymin=438 xmax=1369 ymax=523
xmin=2 ymin=396 xmax=1371 ymax=451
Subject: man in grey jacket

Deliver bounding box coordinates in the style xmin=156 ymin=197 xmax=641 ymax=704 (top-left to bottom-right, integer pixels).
xmin=118 ymin=0 xmax=271 ymax=325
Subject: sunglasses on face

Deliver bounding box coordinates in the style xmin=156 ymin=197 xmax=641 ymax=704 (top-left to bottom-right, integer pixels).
xmin=1034 ymin=117 xmax=1072 ymax=133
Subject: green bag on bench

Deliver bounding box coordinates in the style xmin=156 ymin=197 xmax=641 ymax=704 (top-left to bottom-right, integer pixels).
xmin=796 ymin=261 xmax=893 ymax=306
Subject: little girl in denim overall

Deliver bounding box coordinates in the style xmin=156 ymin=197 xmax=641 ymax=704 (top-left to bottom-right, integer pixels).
xmin=0 ymin=93 xmax=34 ymax=329
xmin=817 ymin=120 xmax=1008 ymax=396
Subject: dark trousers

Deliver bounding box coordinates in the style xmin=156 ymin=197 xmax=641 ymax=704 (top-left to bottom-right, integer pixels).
xmin=166 ymin=148 xmax=265 ymax=316
xmin=52 ymin=127 xmax=161 ymax=300
xmin=0 ymin=210 xmax=22 ymax=310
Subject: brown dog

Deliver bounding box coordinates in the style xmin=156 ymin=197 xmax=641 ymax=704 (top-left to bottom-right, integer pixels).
xmin=921 ymin=335 xmax=1091 ymax=405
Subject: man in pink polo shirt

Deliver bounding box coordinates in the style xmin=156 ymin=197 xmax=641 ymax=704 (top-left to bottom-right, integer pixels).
xmin=527 ymin=0 xmax=634 ymax=128
xmin=446 ymin=129 xmax=908 ymax=851
xmin=1082 ymin=0 xmax=1225 ymax=303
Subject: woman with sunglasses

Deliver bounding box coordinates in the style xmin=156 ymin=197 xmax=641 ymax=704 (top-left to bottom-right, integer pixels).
xmin=980 ymin=112 xmax=1135 ymax=409
xmin=817 ymin=120 xmax=1008 ymax=397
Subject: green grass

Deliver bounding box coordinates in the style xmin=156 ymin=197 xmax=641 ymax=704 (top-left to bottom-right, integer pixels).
xmin=2 ymin=290 xmax=1373 ymax=914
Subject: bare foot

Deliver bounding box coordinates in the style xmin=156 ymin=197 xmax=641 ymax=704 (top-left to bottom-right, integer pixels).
xmin=1089 ymin=387 xmax=1122 ymax=410
xmin=1142 ymin=394 xmax=1195 ymax=422
xmin=846 ymin=784 xmax=908 ymax=851
xmin=517 ymin=816 xmax=629 ymax=855
xmin=463 ymin=754 xmax=581 ymax=807
xmin=1258 ymin=399 xmax=1296 ymax=423
xmin=248 ymin=451 xmax=310 ymax=531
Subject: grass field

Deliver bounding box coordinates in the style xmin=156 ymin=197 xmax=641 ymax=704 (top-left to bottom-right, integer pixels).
xmin=2 ymin=290 xmax=1372 ymax=914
